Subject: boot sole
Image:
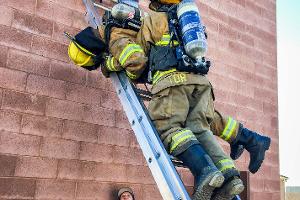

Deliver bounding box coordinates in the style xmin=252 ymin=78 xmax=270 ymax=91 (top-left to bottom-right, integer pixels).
xmin=193 ymin=171 xmax=224 ymax=200
xmin=211 ymin=178 xmax=244 ymax=200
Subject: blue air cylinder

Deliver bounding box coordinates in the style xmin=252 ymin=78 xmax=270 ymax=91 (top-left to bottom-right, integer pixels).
xmin=177 ymin=0 xmax=207 ymax=62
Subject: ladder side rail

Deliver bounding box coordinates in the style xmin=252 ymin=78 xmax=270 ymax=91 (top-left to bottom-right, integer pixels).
xmin=111 ymin=72 xmax=191 ymax=200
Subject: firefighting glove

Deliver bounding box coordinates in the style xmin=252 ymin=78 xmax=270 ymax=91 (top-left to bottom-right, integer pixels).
xmin=100 ymin=57 xmax=111 ymax=78
xmin=100 ymin=55 xmax=121 ymax=78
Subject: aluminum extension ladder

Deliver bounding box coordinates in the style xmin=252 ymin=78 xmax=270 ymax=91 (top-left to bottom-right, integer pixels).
xmin=82 ymin=1 xmax=241 ymax=199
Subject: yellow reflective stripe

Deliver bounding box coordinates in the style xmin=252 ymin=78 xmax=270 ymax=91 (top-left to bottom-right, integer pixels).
xmin=126 ymin=70 xmax=137 ymax=79
xmin=153 ymin=69 xmax=177 ymax=84
xmin=170 ymin=130 xmax=197 ymax=153
xmin=106 ymin=57 xmax=118 ymax=71
xmin=155 ymin=34 xmax=179 ymax=46
xmin=119 ymin=44 xmax=143 ymax=66
xmin=216 ymin=159 xmax=236 ymax=172
xmin=221 ymin=117 xmax=237 ymax=141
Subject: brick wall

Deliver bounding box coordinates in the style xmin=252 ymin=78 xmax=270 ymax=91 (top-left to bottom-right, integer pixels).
xmin=0 ymin=0 xmax=279 ymax=200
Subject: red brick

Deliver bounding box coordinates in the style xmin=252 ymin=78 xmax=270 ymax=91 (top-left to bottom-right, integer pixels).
xmin=62 ymin=120 xmax=98 ymax=143
xmin=21 ymin=114 xmax=63 ymax=137
xmin=51 ymin=0 xmax=82 ymax=11
xmin=80 ymin=142 xmax=114 ymax=163
xmin=46 ymin=98 xmax=115 ymax=126
xmin=35 ymin=179 xmax=76 ymax=199
xmin=262 ymin=8 xmax=276 ymax=22
xmin=254 ymin=87 xmax=277 ymax=103
xmin=98 ymin=126 xmax=131 ymax=147
xmin=202 ymin=16 xmax=218 ymax=34
xmin=52 ymin=22 xmax=80 ymax=44
xmin=218 ymin=24 xmax=239 ymax=41
xmin=264 ymin=179 xmax=280 ymax=192
xmin=252 ymin=192 xmax=273 ymax=200
xmin=143 ymin=184 xmax=162 ymax=200
xmin=0 ymin=110 xmax=22 ymax=133
xmin=0 ymin=130 xmax=41 ymax=156
xmin=208 ymin=7 xmax=228 ymax=24
xmin=65 ymin=83 xmax=102 ymax=106
xmin=113 ymin=146 xmax=143 ymax=165
xmin=231 ymin=0 xmax=245 ymax=7
xmin=26 ymin=74 xmax=67 ymax=99
xmin=178 ymin=167 xmax=194 ymax=187
xmin=49 ymin=60 xmax=86 ymax=84
xmin=53 ymin=4 xmax=73 ymax=26
xmin=15 ymin=156 xmax=58 ymax=178
xmin=31 ymin=36 xmax=69 ymax=62
xmin=129 ymin=130 xmax=141 ymax=148
xmin=40 ymin=137 xmax=79 ymax=159
xmin=2 ymin=90 xmax=47 ymax=115
xmin=95 ymin=163 xmax=127 ymax=182
xmin=272 ymin=192 xmax=280 ymax=200
xmin=0 ymin=67 xmax=27 ymax=91
xmin=72 ymin=11 xmax=87 ymax=30
xmin=0 ymin=6 xmax=13 ymax=26
xmin=101 ymin=90 xmax=123 ymax=111
xmin=0 ymin=0 xmax=36 ymax=14
xmin=36 ymin=0 xmax=54 ymax=20
xmin=127 ymin=165 xmax=154 ymax=184
xmin=209 ymin=73 xmax=238 ymax=93
xmin=0 ymin=177 xmax=36 ymax=198
xmin=58 ymin=159 xmax=98 ymax=180
xmin=57 ymin=159 xmax=81 ymax=180
xmin=0 ymin=154 xmax=17 ymax=176
xmin=238 ymin=33 xmax=255 ymax=46
xmin=12 ymin=10 xmax=53 ymax=37
xmin=235 ymin=82 xmax=255 ymax=98
xmin=0 ymin=25 xmax=32 ymax=51
xmin=86 ymin=70 xmax=114 ymax=91
xmin=7 ymin=49 xmax=50 ymax=76
xmin=0 ymin=45 xmax=8 ymax=68
xmin=218 ymin=1 xmax=238 ymax=18
xmin=245 ymin=1 xmax=263 ymax=16
xmin=115 ymin=110 xmax=130 ymax=129
xmin=76 ymin=181 xmax=115 ymax=200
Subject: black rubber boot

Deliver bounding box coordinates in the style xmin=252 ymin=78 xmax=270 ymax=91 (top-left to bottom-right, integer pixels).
xmin=211 ymin=169 xmax=244 ymax=200
xmin=233 ymin=126 xmax=271 ymax=173
xmin=230 ymin=144 xmax=244 ymax=160
xmin=177 ymin=144 xmax=224 ymax=200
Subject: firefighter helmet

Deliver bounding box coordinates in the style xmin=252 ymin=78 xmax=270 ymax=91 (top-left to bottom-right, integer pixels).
xmin=65 ymin=27 xmax=106 ymax=70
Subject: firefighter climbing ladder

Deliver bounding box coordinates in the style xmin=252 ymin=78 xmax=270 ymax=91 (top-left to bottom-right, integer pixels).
xmin=82 ymin=0 xmax=241 ymax=200
xmin=83 ymin=1 xmax=191 ymax=199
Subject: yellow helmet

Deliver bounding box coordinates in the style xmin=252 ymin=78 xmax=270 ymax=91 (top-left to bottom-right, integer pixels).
xmin=65 ymin=27 xmax=106 ymax=71
xmin=68 ymin=41 xmax=96 ymax=67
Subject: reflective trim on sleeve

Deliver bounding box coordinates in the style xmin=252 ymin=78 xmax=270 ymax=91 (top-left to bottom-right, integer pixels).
xmin=119 ymin=44 xmax=143 ymax=66
xmin=106 ymin=56 xmax=118 ymax=71
xmin=216 ymin=159 xmax=236 ymax=172
xmin=220 ymin=117 xmax=237 ymax=141
xmin=125 ymin=70 xmax=138 ymax=80
xmin=170 ymin=129 xmax=197 ymax=153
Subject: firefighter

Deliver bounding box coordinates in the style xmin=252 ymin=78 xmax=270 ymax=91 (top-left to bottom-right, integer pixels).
xmin=66 ymin=1 xmax=271 ymax=199
xmin=118 ymin=187 xmax=135 ymax=200
xmin=133 ymin=0 xmax=246 ymax=199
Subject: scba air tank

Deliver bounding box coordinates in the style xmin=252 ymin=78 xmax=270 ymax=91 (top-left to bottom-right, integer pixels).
xmin=111 ymin=3 xmax=139 ymax=21
xmin=177 ymin=0 xmax=207 ymax=62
